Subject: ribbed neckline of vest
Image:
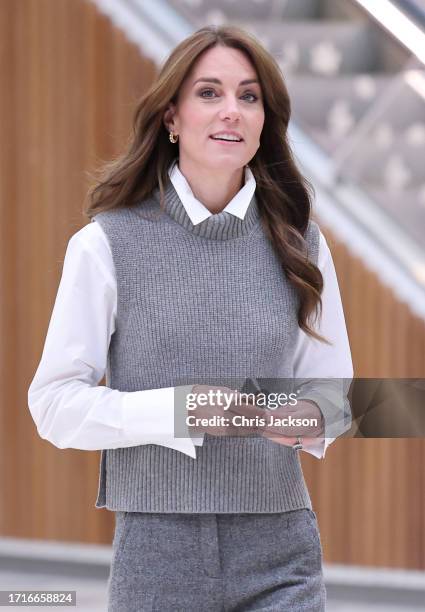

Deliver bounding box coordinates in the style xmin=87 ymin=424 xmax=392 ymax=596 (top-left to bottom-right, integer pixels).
xmin=152 ymin=178 xmax=262 ymax=241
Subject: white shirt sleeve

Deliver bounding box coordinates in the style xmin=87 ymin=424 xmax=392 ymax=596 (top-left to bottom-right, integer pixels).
xmin=293 ymin=229 xmax=354 ymax=459
xmin=27 ymin=221 xmax=201 ymax=458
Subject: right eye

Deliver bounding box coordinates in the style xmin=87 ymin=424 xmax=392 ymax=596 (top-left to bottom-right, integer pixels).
xmin=199 ymin=89 xmax=217 ymax=98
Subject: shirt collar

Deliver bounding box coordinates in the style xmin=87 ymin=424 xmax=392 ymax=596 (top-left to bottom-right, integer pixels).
xmin=167 ymin=159 xmax=257 ymax=226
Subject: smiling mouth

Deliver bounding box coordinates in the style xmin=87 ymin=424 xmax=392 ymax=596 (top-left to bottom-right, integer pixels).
xmin=209 ymin=136 xmax=244 ymax=144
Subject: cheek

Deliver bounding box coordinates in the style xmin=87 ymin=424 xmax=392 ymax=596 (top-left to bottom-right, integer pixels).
xmin=251 ymin=113 xmax=265 ymax=142
xmin=179 ymin=103 xmax=211 ymax=134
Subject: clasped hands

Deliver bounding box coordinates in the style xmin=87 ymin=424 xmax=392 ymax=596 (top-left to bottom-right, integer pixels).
xmin=189 ymin=385 xmax=325 ymax=449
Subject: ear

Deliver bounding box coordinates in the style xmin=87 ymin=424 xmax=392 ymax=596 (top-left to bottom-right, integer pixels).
xmin=163 ymin=102 xmax=177 ymax=133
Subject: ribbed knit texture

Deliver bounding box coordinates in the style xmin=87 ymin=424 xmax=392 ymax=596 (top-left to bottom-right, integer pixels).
xmin=93 ymin=178 xmax=320 ymax=512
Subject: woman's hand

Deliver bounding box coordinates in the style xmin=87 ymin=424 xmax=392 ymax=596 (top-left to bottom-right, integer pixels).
xmin=230 ymin=399 xmax=325 ymax=448
xmin=262 ymin=400 xmax=325 ymax=447
xmin=188 ymin=384 xmax=264 ymax=437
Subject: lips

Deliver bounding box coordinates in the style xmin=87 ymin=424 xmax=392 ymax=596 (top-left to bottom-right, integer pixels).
xmin=210 ymin=132 xmax=244 ymax=142
xmin=209 ymin=137 xmax=244 ymax=144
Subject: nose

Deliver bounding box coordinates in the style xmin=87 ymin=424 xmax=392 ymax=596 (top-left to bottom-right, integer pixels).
xmin=219 ymin=96 xmax=241 ymax=121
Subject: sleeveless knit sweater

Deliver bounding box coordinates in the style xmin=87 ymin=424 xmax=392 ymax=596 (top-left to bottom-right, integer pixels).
xmin=93 ymin=178 xmax=320 ymax=513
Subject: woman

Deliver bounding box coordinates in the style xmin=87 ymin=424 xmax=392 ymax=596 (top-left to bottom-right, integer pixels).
xmin=28 ymin=25 xmax=353 ymax=611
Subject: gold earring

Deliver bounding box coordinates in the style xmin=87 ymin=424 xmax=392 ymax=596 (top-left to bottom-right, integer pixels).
xmin=169 ymin=131 xmax=178 ymax=144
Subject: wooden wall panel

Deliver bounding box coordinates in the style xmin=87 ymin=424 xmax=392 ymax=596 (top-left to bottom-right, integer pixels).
xmin=302 ymin=230 xmax=425 ymax=569
xmin=0 ymin=0 xmax=157 ymax=543
xmin=1 ymin=0 xmax=424 ymax=570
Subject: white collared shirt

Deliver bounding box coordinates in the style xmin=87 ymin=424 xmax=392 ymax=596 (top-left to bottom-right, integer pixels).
xmin=168 ymin=158 xmax=257 ymax=224
xmin=27 ymin=160 xmax=353 ymax=460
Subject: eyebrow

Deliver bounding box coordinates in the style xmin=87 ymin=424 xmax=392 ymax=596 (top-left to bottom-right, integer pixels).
xmin=193 ymin=77 xmax=260 ymax=86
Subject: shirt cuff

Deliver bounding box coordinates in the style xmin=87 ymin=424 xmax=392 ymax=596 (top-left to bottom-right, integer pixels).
xmin=121 ymin=387 xmax=198 ymax=459
xmin=301 ymin=436 xmax=335 ymax=459
xmin=297 ymin=380 xmax=352 ymax=440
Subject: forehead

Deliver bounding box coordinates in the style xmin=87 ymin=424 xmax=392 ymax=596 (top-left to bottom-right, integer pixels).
xmin=188 ymin=46 xmax=258 ymax=82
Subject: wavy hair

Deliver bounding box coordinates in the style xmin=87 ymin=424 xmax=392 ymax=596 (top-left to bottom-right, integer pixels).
xmin=84 ymin=25 xmax=329 ymax=344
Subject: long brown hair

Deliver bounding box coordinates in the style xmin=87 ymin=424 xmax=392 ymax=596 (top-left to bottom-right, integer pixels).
xmin=84 ymin=25 xmax=329 ymax=344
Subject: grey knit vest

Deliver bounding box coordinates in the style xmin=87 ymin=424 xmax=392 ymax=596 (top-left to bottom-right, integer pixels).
xmin=93 ymin=178 xmax=320 ymax=513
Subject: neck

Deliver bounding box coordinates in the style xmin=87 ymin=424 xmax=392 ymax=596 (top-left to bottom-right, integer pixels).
xmin=152 ymin=178 xmax=261 ymax=241
xmin=178 ymin=159 xmax=245 ymax=213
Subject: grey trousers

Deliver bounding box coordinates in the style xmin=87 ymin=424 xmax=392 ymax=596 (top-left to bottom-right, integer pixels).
xmin=107 ymin=509 xmax=326 ymax=611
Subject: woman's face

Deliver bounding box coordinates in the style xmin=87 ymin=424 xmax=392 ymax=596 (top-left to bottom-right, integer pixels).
xmin=164 ymin=45 xmax=265 ymax=174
